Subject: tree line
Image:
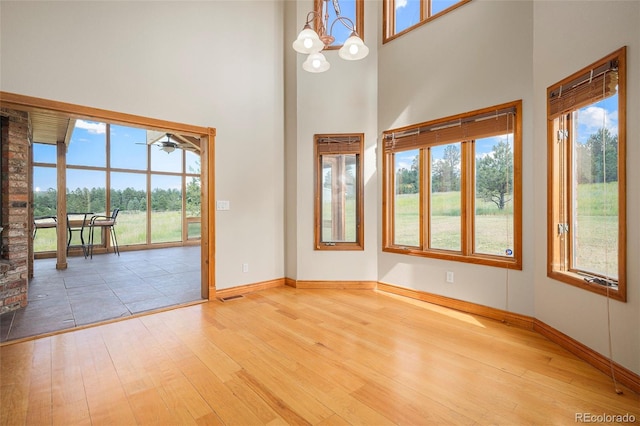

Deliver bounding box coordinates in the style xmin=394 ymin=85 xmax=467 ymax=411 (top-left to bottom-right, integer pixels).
xmin=34 ymin=179 xmax=201 ymax=218
xmin=395 ymin=128 xmax=617 ymax=211
xmin=395 ymin=140 xmax=513 ymax=210
xmin=575 ymin=128 xmax=618 ymax=184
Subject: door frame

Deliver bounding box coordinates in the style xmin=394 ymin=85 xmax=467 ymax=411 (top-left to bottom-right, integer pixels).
xmin=0 ymin=91 xmax=216 ymax=300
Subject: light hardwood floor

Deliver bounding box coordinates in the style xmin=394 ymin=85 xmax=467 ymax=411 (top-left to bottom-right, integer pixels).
xmin=1 ymin=287 xmax=638 ymax=425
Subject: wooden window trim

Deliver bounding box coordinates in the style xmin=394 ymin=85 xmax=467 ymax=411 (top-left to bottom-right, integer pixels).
xmin=314 ymin=133 xmax=364 ymax=250
xmin=382 ymin=101 xmax=522 ymax=270
xmin=546 ymin=47 xmax=627 ymax=302
xmin=383 ymin=0 xmax=472 ymax=44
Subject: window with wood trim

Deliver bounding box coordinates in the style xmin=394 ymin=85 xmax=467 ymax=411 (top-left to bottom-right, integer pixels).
xmin=315 ymin=133 xmax=364 ymax=250
xmin=382 ymin=101 xmax=522 ymax=269
xmin=547 ymin=47 xmax=626 ymax=301
xmin=32 ymin=122 xmax=201 ymax=254
xmin=314 ymin=0 xmax=364 ymax=48
xmin=383 ymin=0 xmax=471 ymax=43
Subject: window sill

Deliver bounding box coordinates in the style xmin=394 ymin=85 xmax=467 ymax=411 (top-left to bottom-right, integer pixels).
xmin=383 ymin=246 xmax=521 ymax=270
xmin=547 ymin=270 xmax=626 ymax=302
xmin=315 ymin=243 xmax=364 ymax=251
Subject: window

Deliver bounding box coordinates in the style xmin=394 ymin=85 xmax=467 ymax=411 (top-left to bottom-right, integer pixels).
xmin=32 ymin=144 xmax=57 ymax=253
xmin=383 ymin=0 xmax=471 ymax=42
xmin=315 ymin=133 xmax=364 ymax=250
xmin=314 ymin=0 xmax=364 ymax=48
xmin=32 ymin=121 xmax=202 ymax=254
xmin=547 ymin=47 xmax=626 ymax=301
xmin=383 ymin=101 xmax=522 ymax=269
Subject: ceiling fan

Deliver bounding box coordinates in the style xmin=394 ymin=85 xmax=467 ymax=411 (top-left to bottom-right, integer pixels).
xmin=150 ymin=133 xmax=179 ymax=153
xmin=137 ymin=132 xmax=199 ymax=153
xmin=158 ymin=134 xmax=179 ymax=153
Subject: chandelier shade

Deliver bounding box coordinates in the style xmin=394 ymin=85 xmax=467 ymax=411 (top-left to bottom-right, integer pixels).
xmin=292 ymin=25 xmax=325 ymax=54
xmin=302 ymin=52 xmax=331 ymax=73
xmin=293 ymin=0 xmax=368 ymax=73
xmin=339 ymin=33 xmax=369 ymax=60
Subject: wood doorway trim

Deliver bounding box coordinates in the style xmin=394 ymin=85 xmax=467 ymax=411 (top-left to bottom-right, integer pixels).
xmin=0 ymin=91 xmax=216 ymax=300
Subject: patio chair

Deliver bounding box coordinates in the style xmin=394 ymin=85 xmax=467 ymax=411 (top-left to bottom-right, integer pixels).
xmin=33 ymin=215 xmax=57 ymax=239
xmin=88 ymin=208 xmax=120 ymax=259
xmin=66 ymin=212 xmax=91 ymax=258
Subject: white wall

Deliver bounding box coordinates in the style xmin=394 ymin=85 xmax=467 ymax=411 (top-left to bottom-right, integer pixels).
xmin=377 ymin=0 xmax=536 ymax=316
xmin=287 ymin=0 xmax=379 ymax=282
xmin=3 ymin=0 xmax=638 ymax=376
xmin=532 ymin=0 xmax=640 ymax=376
xmin=0 ymin=1 xmax=286 ymax=290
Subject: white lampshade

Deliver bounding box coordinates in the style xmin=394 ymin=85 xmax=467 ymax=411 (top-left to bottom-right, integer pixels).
xmin=302 ymin=52 xmax=330 ymax=73
xmin=292 ymin=26 xmax=324 ymax=54
xmin=338 ymin=34 xmax=369 ymax=61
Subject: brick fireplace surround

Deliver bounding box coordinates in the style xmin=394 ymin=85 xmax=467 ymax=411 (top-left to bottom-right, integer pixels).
xmin=0 ymin=108 xmax=31 ymax=314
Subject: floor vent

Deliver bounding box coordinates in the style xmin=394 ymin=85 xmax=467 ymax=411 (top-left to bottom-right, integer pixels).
xmin=218 ymin=294 xmax=244 ymax=302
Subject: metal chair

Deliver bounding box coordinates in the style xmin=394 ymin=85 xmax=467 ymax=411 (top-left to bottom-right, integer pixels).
xmin=33 ymin=215 xmax=57 ymax=239
xmin=66 ymin=212 xmax=91 ymax=258
xmin=88 ymin=208 xmax=120 ymax=259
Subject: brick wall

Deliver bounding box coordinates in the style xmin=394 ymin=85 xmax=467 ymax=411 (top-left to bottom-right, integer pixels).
xmin=0 ymin=108 xmax=30 ymax=314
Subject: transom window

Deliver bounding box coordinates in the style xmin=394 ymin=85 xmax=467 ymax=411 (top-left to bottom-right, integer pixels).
xmin=314 ymin=0 xmax=364 ymax=48
xmin=383 ymin=0 xmax=471 ymax=43
xmin=547 ymin=47 xmax=626 ymax=301
xmin=314 ymin=133 xmax=364 ymax=250
xmin=382 ymin=101 xmax=522 ymax=269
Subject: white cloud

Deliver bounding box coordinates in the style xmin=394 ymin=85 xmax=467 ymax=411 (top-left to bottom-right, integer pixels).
xmin=396 ymin=160 xmax=412 ymax=170
xmin=396 ymin=0 xmax=408 ymax=9
xmin=577 ymin=106 xmax=618 ymax=138
xmin=75 ymin=119 xmax=106 ymax=134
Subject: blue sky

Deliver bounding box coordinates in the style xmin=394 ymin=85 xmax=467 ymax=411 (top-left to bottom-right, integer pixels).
xmin=575 ymin=95 xmax=618 ymax=144
xmin=395 ymin=0 xmax=461 ymax=32
xmin=324 ymin=0 xmax=356 ymax=45
xmin=33 ymin=120 xmax=199 ymax=193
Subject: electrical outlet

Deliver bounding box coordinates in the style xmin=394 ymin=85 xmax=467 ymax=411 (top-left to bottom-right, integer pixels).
xmin=446 ymin=271 xmax=454 ymax=283
xmin=242 ymin=263 xmax=249 ymax=273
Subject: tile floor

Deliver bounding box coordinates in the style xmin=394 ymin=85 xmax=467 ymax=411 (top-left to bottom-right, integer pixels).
xmin=0 ymin=245 xmax=203 ymax=343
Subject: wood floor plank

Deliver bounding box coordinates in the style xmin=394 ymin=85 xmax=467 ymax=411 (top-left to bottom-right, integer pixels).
xmin=232 ymin=369 xmax=309 ymax=425
xmin=178 ymin=355 xmax=263 ymax=425
xmin=49 ymin=333 xmax=91 ymax=424
xmin=0 ymin=342 xmax=34 ymax=425
xmin=25 ymin=339 xmax=53 ymax=426
xmin=1 ymin=287 xmax=638 ymax=425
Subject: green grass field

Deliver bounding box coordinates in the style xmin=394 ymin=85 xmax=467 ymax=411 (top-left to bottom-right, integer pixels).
xmin=392 ymin=182 xmax=618 ymax=270
xmin=393 ymin=192 xmax=514 ymax=255
xmin=34 ymin=211 xmax=193 ymax=252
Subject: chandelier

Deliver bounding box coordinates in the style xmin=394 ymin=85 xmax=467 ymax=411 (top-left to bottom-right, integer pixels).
xmin=292 ymin=0 xmax=369 ymax=73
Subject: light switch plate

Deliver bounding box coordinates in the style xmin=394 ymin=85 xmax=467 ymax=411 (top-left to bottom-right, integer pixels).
xmin=216 ymin=200 xmax=230 ymax=211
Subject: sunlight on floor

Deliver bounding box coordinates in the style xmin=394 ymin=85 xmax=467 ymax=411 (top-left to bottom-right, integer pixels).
xmin=376 ymin=289 xmax=487 ymax=328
